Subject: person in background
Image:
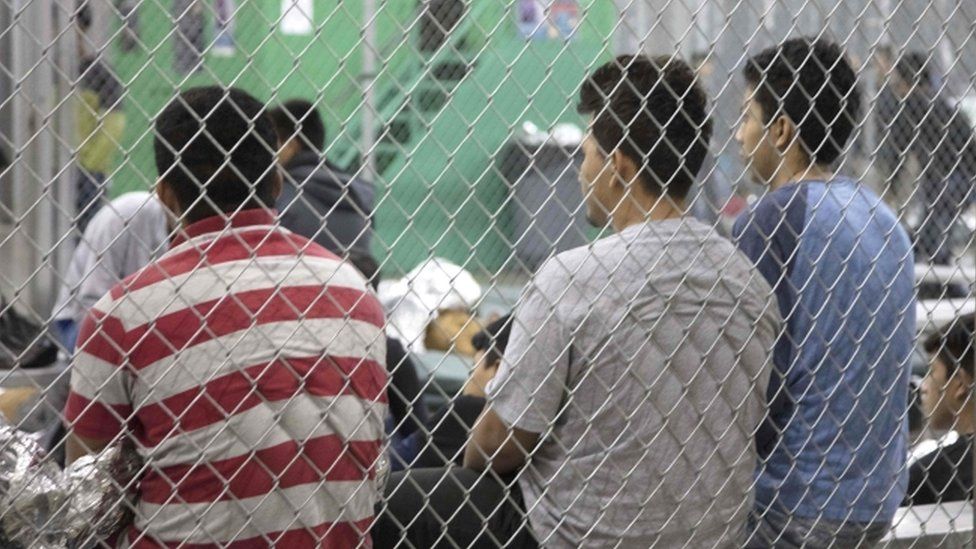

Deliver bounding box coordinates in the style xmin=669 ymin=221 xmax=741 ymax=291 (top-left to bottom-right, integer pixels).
xmin=270 ymin=99 xmax=374 ymax=256
xmin=874 ymin=45 xmax=903 ymax=187
xmin=887 ymin=51 xmax=976 ymax=265
xmin=64 ymin=87 xmax=388 ymax=547
xmin=906 ymin=313 xmax=975 ymax=505
xmin=406 ymin=313 xmax=511 ymax=468
xmin=733 ymin=38 xmax=916 ymax=546
xmin=52 ymin=191 xmax=171 ymax=351
xmin=347 ymin=250 xmax=429 ymax=468
xmin=74 ymin=1 xmax=127 ymax=233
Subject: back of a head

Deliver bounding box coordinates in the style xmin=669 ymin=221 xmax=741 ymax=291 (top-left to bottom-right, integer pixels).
xmin=743 ymin=37 xmax=861 ymax=166
xmin=925 ymin=313 xmax=975 ymax=378
xmin=270 ymin=99 xmax=326 ymax=153
xmin=577 ymin=55 xmax=713 ymax=200
xmin=153 ymin=86 xmax=279 ymax=223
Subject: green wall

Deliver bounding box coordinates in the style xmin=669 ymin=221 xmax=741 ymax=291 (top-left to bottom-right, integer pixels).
xmin=111 ymin=0 xmax=416 ymax=192
xmin=372 ymin=1 xmax=614 ymax=274
xmin=108 ymin=0 xmax=615 ymax=275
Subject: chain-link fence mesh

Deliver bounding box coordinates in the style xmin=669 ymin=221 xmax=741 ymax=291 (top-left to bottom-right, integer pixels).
xmin=0 ymin=0 xmax=974 ymax=546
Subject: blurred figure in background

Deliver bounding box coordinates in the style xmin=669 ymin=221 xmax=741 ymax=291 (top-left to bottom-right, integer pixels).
xmin=906 ymin=313 xmax=975 ymax=505
xmin=874 ymin=44 xmax=903 ymax=189
xmin=886 ymin=51 xmax=976 ymax=264
xmin=52 ymin=191 xmax=170 ymax=351
xmin=75 ymin=1 xmax=127 ymax=233
xmin=406 ymin=313 xmax=512 ymax=468
xmin=270 ymin=99 xmax=374 ymax=257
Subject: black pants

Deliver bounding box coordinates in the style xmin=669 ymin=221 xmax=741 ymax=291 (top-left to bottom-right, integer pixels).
xmin=372 ymin=467 xmax=537 ymax=549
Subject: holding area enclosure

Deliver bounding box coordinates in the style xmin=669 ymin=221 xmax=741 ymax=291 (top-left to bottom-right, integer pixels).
xmin=0 ymin=0 xmax=974 ymax=547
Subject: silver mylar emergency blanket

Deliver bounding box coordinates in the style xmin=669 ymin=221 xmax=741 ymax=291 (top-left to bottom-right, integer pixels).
xmin=0 ymin=422 xmax=139 ymax=548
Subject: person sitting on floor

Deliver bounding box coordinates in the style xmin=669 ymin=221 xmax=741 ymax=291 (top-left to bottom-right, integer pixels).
xmin=406 ymin=313 xmax=512 ymax=468
xmin=906 ymin=313 xmax=976 ymax=505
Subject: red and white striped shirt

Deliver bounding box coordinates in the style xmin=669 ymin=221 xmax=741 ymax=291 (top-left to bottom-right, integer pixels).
xmin=65 ymin=209 xmax=388 ymax=548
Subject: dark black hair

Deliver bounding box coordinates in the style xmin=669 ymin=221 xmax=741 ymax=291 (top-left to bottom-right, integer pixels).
xmin=348 ymin=250 xmax=380 ymax=291
xmin=269 ymin=99 xmax=326 ymax=154
xmin=577 ymin=55 xmax=712 ymax=200
xmin=925 ymin=313 xmax=975 ymax=378
xmin=471 ymin=314 xmax=513 ymax=365
xmin=894 ymin=51 xmax=933 ymax=90
xmin=743 ymin=37 xmax=861 ymax=166
xmin=154 ymin=86 xmax=279 ymax=223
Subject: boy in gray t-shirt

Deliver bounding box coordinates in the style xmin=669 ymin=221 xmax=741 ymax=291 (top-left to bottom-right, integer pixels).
xmin=483 ymin=218 xmax=778 ymax=546
xmin=372 ymin=55 xmax=778 ymax=549
xmin=464 ymin=55 xmax=778 ymax=547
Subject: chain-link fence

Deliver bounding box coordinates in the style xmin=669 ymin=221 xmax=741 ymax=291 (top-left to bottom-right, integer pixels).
xmin=0 ymin=0 xmax=974 ymax=546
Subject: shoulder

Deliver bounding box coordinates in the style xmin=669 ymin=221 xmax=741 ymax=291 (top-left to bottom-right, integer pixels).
xmin=85 ymin=195 xmax=146 ymax=239
xmin=534 ymin=241 xmax=606 ymax=292
xmin=734 ymin=184 xmax=808 ymax=238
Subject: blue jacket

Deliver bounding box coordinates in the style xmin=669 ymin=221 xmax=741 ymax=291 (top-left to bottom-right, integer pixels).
xmin=734 ymin=178 xmax=915 ymax=524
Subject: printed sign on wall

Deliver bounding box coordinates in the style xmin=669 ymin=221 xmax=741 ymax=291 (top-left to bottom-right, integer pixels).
xmin=280 ymin=0 xmax=313 ymax=35
xmin=516 ymin=0 xmax=579 ymax=41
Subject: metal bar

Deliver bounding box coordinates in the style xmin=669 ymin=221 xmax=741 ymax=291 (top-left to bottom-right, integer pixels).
xmin=360 ymin=0 xmax=378 ymax=182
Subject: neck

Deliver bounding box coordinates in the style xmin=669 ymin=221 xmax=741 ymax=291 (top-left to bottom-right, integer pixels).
xmin=955 ymin=404 xmax=976 ymax=435
xmin=770 ymin=161 xmax=833 ymax=191
xmin=611 ymin=193 xmax=684 ymax=232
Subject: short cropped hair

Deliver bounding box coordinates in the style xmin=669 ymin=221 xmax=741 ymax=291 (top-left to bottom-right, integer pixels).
xmin=924 ymin=313 xmax=975 ymax=378
xmin=743 ymin=38 xmax=861 ymax=165
xmin=154 ymin=86 xmax=279 ymax=223
xmin=269 ymin=99 xmax=326 ymax=153
xmin=577 ymin=55 xmax=712 ymax=200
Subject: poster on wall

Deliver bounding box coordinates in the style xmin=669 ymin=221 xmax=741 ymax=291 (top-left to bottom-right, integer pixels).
xmin=280 ymin=0 xmax=313 ymax=35
xmin=516 ymin=0 xmax=579 ymax=41
xmin=213 ymin=0 xmax=236 ymax=56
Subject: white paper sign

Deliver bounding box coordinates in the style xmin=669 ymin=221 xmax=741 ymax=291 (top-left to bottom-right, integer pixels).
xmin=280 ymin=0 xmax=313 ymax=35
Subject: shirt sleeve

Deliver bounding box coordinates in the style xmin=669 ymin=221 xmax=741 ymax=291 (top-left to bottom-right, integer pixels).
xmin=486 ymin=258 xmax=573 ymax=435
xmin=63 ymin=306 xmax=133 ymax=441
xmin=732 ymin=190 xmax=805 ymax=457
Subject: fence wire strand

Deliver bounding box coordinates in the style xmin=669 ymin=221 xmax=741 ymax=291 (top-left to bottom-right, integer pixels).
xmin=0 ymin=0 xmax=973 ymax=547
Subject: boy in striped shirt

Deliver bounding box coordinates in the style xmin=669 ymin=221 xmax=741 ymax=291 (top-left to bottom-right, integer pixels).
xmin=64 ymin=87 xmax=388 ymax=548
